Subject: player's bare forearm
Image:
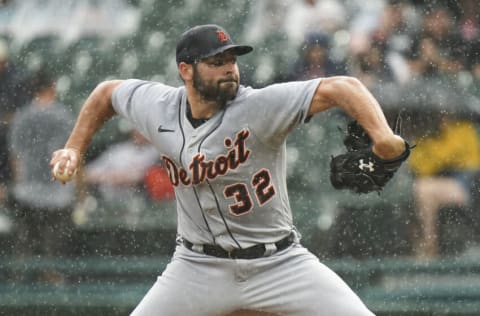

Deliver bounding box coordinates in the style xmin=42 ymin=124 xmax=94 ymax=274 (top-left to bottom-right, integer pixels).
xmin=50 ymin=80 xmax=123 ymax=180
xmin=65 ymin=80 xmax=123 ymax=156
xmin=309 ymin=77 xmax=390 ymax=138
xmin=309 ymin=76 xmax=405 ymax=159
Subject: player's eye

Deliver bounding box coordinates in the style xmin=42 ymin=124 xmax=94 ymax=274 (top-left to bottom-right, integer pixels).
xmin=212 ymin=60 xmax=226 ymax=67
xmin=203 ymin=57 xmax=237 ymax=67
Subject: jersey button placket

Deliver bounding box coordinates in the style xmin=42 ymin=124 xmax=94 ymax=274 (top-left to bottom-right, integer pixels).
xmin=187 ymin=141 xmax=196 ymax=155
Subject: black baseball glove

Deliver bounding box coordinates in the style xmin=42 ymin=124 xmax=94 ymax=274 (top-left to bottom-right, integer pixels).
xmin=330 ymin=120 xmax=411 ymax=194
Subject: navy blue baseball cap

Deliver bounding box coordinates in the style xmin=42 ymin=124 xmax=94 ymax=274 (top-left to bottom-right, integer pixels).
xmin=176 ymin=24 xmax=253 ymax=65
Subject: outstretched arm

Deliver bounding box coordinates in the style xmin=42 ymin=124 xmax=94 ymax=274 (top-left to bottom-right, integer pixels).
xmin=308 ymin=76 xmax=405 ymax=159
xmin=49 ymin=80 xmax=123 ymax=180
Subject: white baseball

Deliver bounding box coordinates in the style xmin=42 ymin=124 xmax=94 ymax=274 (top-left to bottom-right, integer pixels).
xmin=53 ymin=160 xmax=77 ymax=182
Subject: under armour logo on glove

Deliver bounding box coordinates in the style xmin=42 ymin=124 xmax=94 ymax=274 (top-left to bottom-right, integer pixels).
xmin=358 ymin=159 xmax=375 ymax=172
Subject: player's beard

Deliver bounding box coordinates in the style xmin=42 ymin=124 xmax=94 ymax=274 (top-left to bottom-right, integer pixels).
xmin=192 ymin=67 xmax=239 ymax=109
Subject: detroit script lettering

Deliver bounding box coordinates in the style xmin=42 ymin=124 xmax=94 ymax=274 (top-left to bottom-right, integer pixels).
xmin=162 ymin=129 xmax=251 ymax=186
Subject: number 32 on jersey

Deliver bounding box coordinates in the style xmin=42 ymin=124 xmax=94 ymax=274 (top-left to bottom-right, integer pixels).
xmin=224 ymin=168 xmax=275 ymax=216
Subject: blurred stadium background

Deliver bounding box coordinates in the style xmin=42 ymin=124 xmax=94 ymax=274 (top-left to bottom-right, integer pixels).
xmin=0 ymin=0 xmax=480 ymax=315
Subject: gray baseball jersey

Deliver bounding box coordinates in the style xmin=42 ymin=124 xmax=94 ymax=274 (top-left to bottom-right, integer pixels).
xmin=113 ymin=79 xmax=374 ymax=316
xmin=112 ymin=78 xmax=319 ymax=249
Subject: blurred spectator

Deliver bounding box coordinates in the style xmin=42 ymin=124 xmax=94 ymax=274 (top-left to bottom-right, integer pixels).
xmin=368 ymin=1 xmax=409 ymax=45
xmin=0 ymin=38 xmax=30 ymax=203
xmin=242 ymin=0 xmax=293 ymax=45
xmin=408 ymin=116 xmax=480 ymax=259
xmin=398 ymin=5 xmax=479 ymax=259
xmin=453 ymin=0 xmax=479 ymax=43
xmin=283 ymin=0 xmax=347 ymax=47
xmin=406 ymin=6 xmax=467 ymax=79
xmin=277 ymin=32 xmax=346 ymax=82
xmin=8 ymin=68 xmax=75 ymax=282
xmin=348 ymin=41 xmax=396 ymax=88
xmin=5 ymin=0 xmax=140 ymax=48
xmin=240 ymin=0 xmax=295 ymax=87
xmin=349 ymin=1 xmax=418 ymax=86
xmin=83 ymin=128 xmax=162 ymax=216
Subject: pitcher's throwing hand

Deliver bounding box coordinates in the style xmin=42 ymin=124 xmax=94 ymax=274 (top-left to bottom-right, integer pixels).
xmin=50 ymin=148 xmax=80 ymax=183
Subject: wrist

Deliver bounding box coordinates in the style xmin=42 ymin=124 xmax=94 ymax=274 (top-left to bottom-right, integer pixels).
xmin=372 ymin=135 xmax=406 ymax=160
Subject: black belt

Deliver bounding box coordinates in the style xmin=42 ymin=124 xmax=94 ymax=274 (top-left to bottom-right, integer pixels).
xmin=182 ymin=232 xmax=295 ymax=259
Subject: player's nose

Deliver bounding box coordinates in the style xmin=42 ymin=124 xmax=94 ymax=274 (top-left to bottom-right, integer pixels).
xmin=223 ymin=60 xmax=237 ymax=71
xmin=223 ymin=65 xmax=234 ymax=75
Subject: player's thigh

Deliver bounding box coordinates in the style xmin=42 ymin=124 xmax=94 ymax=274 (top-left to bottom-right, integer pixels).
xmin=292 ymin=253 xmax=374 ymax=315
xmin=130 ymin=248 xmax=236 ymax=316
xmin=248 ymin=245 xmax=374 ymax=316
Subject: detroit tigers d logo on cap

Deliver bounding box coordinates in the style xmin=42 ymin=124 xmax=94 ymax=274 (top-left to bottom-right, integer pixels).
xmin=216 ymin=30 xmax=229 ymax=43
xmin=175 ymin=24 xmax=253 ymax=64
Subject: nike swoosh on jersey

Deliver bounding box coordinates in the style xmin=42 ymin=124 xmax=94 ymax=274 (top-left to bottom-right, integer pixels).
xmin=158 ymin=125 xmax=175 ymax=133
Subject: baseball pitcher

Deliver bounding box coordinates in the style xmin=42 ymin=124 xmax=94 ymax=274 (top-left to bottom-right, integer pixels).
xmin=51 ymin=24 xmax=409 ymax=316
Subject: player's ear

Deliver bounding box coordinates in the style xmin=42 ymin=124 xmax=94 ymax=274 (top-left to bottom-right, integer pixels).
xmin=178 ymin=62 xmax=194 ymax=81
